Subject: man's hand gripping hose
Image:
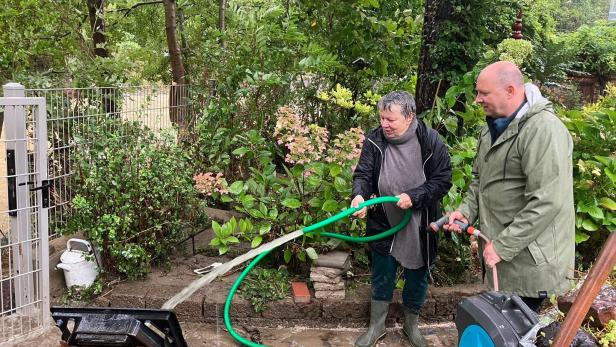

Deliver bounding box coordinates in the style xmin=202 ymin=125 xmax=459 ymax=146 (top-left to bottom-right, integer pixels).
xmin=429 ymin=215 xmax=499 ymax=291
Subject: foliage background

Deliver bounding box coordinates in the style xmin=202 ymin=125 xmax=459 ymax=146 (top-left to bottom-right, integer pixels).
xmin=1 ymin=0 xmax=614 ymax=280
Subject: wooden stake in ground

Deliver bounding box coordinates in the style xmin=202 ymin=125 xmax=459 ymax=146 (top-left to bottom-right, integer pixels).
xmin=552 ymin=231 xmax=616 ymax=347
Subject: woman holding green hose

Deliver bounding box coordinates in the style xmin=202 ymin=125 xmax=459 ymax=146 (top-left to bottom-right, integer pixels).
xmin=351 ymin=91 xmax=452 ymax=347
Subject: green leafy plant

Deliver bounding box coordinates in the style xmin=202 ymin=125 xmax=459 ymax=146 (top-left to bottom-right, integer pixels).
xmin=562 ymin=84 xmax=616 ymax=265
xmin=60 ymin=279 xmax=103 ymax=305
xmin=220 ymin=159 xmax=358 ymax=264
xmin=210 ymin=218 xmax=240 ymax=255
xmin=238 ymin=267 xmax=291 ymax=313
xmin=554 ymin=0 xmax=612 ymax=32
xmin=188 ymin=124 xmax=274 ymax=186
xmin=497 ymin=39 xmax=534 ymax=67
xmin=560 ymin=21 xmax=616 ymax=81
xmin=318 ymin=84 xmax=381 ymax=132
xmin=442 ymin=136 xmax=478 ymax=210
xmin=420 ymin=0 xmax=520 ymax=88
xmin=64 ymin=119 xmax=208 ymax=279
xmin=598 ymin=319 xmax=616 ymax=347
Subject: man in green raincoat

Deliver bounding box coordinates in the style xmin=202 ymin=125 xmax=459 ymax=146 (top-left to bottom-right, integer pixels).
xmin=445 ymin=61 xmax=575 ymax=312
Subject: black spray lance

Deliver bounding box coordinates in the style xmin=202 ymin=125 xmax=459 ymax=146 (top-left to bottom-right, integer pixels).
xmin=429 ymin=216 xmax=499 ymax=291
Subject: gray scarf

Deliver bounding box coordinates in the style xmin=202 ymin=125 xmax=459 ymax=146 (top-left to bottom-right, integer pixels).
xmin=379 ymin=118 xmax=425 ymax=269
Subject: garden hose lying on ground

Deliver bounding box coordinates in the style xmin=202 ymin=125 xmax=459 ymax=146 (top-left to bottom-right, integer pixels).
xmin=162 ymin=196 xmax=411 ymax=347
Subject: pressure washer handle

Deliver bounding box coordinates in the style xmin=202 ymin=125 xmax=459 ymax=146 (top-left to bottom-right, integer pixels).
xmin=428 ymin=215 xmax=475 ymax=235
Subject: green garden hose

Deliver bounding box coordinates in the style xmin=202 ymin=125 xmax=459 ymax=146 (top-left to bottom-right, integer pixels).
xmin=224 ymin=196 xmax=411 ymax=347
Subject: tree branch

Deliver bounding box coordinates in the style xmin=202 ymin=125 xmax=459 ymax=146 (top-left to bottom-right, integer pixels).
xmin=110 ymin=0 xmax=163 ymax=14
xmin=107 ymin=0 xmax=164 ymax=29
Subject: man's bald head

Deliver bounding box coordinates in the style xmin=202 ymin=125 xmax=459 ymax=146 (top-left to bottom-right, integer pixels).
xmin=479 ymin=61 xmax=524 ymax=88
xmin=475 ymin=61 xmax=526 ymax=118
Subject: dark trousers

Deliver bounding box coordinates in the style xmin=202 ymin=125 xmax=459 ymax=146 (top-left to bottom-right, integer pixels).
xmin=371 ymin=251 xmax=429 ymax=314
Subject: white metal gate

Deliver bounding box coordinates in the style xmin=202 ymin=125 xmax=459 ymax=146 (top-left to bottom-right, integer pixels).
xmin=0 ymin=83 xmax=50 ymax=342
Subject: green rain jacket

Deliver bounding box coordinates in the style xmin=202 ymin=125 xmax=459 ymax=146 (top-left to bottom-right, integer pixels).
xmin=458 ymin=84 xmax=575 ymax=298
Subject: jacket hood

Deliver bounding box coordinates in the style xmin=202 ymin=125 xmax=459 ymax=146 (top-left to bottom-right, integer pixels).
xmin=519 ymin=83 xmax=552 ymax=122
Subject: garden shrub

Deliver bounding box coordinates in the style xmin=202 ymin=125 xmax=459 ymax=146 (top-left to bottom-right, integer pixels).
xmin=560 ymin=21 xmax=616 ymax=80
xmin=561 ymin=84 xmax=616 ymax=266
xmin=497 ymin=39 xmax=534 ymax=68
xmin=186 ymin=119 xmax=275 ymax=186
xmin=197 ymin=106 xmax=365 ymax=268
xmin=64 ymin=119 xmax=208 ymax=279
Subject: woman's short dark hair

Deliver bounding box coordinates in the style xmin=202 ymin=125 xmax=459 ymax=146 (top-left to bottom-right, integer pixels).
xmin=377 ymin=91 xmax=416 ymax=119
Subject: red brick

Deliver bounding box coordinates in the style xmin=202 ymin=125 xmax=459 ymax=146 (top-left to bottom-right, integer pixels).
xmin=292 ymin=281 xmax=311 ymax=304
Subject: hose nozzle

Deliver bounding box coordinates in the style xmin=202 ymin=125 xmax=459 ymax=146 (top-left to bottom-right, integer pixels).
xmin=429 ymin=215 xmax=476 ymax=235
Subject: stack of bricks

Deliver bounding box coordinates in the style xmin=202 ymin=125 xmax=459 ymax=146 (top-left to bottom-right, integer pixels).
xmin=310 ymin=251 xmax=350 ymax=300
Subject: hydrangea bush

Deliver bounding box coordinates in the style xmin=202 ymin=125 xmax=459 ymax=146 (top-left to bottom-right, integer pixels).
xmin=203 ymin=106 xmax=365 ymax=265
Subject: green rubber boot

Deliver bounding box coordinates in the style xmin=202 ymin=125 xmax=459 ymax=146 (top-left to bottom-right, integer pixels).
xmin=403 ymin=308 xmax=427 ymax=347
xmin=354 ymin=300 xmax=389 ymax=347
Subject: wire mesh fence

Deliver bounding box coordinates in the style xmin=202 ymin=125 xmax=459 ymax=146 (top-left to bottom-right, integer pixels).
xmin=0 ymin=83 xmax=200 ymax=342
xmin=23 ymin=84 xmax=195 ymax=239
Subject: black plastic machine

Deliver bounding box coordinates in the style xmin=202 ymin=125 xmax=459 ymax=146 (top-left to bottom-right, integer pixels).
xmin=456 ymin=291 xmax=539 ymax=347
xmin=51 ymin=306 xmax=188 ymax=346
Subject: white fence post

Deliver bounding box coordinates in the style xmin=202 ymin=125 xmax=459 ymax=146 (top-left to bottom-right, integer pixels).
xmin=34 ymin=91 xmax=50 ymax=329
xmin=1 ymin=82 xmax=50 ymax=340
xmin=3 ymin=83 xmax=34 ymax=315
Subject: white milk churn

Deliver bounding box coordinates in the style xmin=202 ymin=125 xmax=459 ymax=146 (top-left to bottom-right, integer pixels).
xmin=56 ymin=238 xmax=99 ymax=288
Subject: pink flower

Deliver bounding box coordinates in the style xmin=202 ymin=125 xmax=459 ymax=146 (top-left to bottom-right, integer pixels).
xmin=325 ymin=128 xmax=365 ymax=165
xmin=274 ymin=106 xmax=329 ymax=164
xmin=194 ymin=172 xmax=228 ymax=195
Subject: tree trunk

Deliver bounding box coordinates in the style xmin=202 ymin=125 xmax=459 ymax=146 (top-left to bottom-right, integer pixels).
xmin=86 ymin=0 xmax=117 ymax=115
xmin=163 ymin=0 xmax=187 ymax=126
xmin=87 ymin=0 xmax=109 ymax=58
xmin=177 ymin=8 xmax=189 ymax=77
xmin=219 ymin=0 xmax=227 ymax=49
xmin=415 ymin=0 xmax=452 ymax=115
xmin=218 ymin=0 xmax=226 ymax=32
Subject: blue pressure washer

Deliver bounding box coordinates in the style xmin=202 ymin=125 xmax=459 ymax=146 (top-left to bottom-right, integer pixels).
xmin=430 ymin=216 xmax=540 ymax=347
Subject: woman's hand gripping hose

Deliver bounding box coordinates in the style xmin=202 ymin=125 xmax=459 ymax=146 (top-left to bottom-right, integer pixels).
xmin=429 ymin=216 xmax=499 ymax=292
